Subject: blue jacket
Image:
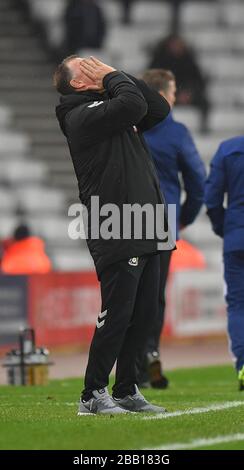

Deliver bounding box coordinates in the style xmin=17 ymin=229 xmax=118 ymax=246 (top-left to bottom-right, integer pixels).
xmin=205 ymin=136 xmax=244 ymax=252
xmin=144 ymin=113 xmax=206 ymax=239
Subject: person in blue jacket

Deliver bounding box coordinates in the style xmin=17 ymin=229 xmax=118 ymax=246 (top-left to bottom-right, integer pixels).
xmin=205 ymin=136 xmax=244 ymax=390
xmin=138 ymin=69 xmax=206 ymax=388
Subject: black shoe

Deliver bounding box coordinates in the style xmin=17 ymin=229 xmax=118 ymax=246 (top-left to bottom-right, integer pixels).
xmin=147 ymin=352 xmax=169 ymax=389
xmin=151 ymin=375 xmax=169 ymax=389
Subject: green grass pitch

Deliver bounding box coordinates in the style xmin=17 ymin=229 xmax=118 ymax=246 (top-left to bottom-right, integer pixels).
xmin=0 ymin=365 xmax=244 ymax=450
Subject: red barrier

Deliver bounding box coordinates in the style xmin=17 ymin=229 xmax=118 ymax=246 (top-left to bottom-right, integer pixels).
xmin=0 ymin=267 xmax=226 ymax=352
xmin=28 ymin=272 xmax=101 ymax=347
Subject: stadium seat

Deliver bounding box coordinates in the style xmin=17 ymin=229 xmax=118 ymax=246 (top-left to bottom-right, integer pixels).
xmin=181 ymin=2 xmax=219 ymax=26
xmin=0 ymin=161 xmax=48 ymax=184
xmin=210 ymin=109 xmax=244 ymax=133
xmin=193 ymin=134 xmax=228 ymax=163
xmin=0 ymin=215 xmax=19 ymax=238
xmin=0 ymin=132 xmax=30 ymax=154
xmin=183 ymin=217 xmax=221 ymax=248
xmin=222 ymin=2 xmax=244 ymax=27
xmin=0 ymin=189 xmax=16 ymax=212
xmin=26 ymin=0 xmax=66 ymax=22
xmin=106 ymin=25 xmax=166 ymax=54
xmin=27 ymin=215 xmax=73 ymax=244
xmin=16 ymin=187 xmax=65 ymax=213
xmin=133 ymin=1 xmax=170 ymax=25
xmin=199 ymin=54 xmax=244 ymax=79
xmin=208 ymin=82 xmax=244 ymax=106
xmin=0 ymin=104 xmax=12 ymax=127
xmin=101 ymin=0 xmax=121 ymax=23
xmin=183 ymin=30 xmax=235 ymax=53
xmin=26 ymin=0 xmax=67 ymax=47
xmin=52 ymin=249 xmax=94 ymax=271
xmin=174 ymin=107 xmax=201 ymax=133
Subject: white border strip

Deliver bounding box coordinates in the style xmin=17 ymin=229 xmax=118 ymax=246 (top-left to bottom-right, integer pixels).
xmin=146 ymin=433 xmax=244 ymax=450
xmin=142 ymin=401 xmax=244 ymax=420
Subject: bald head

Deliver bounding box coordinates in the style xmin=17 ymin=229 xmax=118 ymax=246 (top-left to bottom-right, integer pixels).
xmin=68 ymin=57 xmax=96 ymax=91
xmin=53 ymin=55 xmax=95 ymax=95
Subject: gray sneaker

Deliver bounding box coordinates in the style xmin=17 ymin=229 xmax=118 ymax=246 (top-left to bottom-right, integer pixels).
xmin=78 ymin=388 xmax=129 ymax=415
xmin=113 ymin=385 xmax=167 ymax=414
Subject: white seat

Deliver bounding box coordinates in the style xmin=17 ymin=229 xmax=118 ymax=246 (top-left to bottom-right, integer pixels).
xmin=0 ymin=161 xmax=48 ymax=183
xmin=174 ymin=107 xmax=201 ymax=133
xmin=52 ymin=249 xmax=94 ymax=271
xmin=222 ymin=2 xmax=244 ymax=27
xmin=0 ymin=105 xmax=12 ymax=127
xmin=183 ymin=30 xmax=234 ymax=53
xmin=208 ymin=82 xmax=244 ymax=107
xmin=183 ymin=218 xmax=221 ymax=246
xmin=101 ymin=0 xmax=121 ymax=23
xmin=27 ymin=215 xmax=71 ymax=242
xmin=0 ymin=215 xmax=19 ymax=238
xmin=16 ymin=187 xmax=65 ymax=213
xmin=181 ymin=2 xmax=219 ymax=26
xmin=210 ymin=109 xmax=244 ymax=133
xmin=203 ymin=249 xmax=223 ymax=270
xmin=106 ymin=25 xmax=166 ymax=53
xmin=26 ymin=0 xmax=66 ymax=21
xmin=0 ymin=132 xmax=30 ymax=154
xmin=0 ymin=188 xmax=16 ymax=212
xmin=199 ymin=54 xmax=244 ymax=79
xmin=233 ymin=31 xmax=244 ymax=51
xmin=26 ymin=0 xmax=66 ymax=47
xmin=193 ymin=134 xmax=229 ymax=163
xmin=118 ymin=53 xmax=148 ymax=75
xmin=79 ymin=49 xmax=113 ymax=66
xmin=133 ymin=1 xmax=170 ymax=24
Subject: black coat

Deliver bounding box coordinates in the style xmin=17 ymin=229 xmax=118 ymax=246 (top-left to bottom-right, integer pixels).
xmin=56 ymin=71 xmax=173 ymax=277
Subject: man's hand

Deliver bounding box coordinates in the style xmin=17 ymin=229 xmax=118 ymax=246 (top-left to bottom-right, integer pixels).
xmin=80 ymin=57 xmax=116 ymax=91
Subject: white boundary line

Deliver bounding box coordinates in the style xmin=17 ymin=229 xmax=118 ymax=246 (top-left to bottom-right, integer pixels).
xmin=141 ymin=400 xmax=244 ymax=420
xmin=145 ymin=433 xmax=244 ymax=450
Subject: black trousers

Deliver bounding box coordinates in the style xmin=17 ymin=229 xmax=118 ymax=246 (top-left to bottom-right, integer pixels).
xmin=82 ymin=253 xmax=161 ymax=399
xmin=147 ymin=250 xmax=172 ymax=352
xmin=138 ymin=250 xmax=172 ymax=382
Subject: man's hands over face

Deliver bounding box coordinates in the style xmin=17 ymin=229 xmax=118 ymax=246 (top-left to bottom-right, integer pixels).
xmin=80 ymin=57 xmax=116 ymax=91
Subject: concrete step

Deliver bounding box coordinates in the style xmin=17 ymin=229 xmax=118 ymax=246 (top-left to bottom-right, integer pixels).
xmin=14 ymin=117 xmax=59 ymax=131
xmin=0 ymin=64 xmax=53 ymax=77
xmin=0 ymin=91 xmax=56 ymax=106
xmin=0 ymin=0 xmax=15 ymax=9
xmin=0 ymin=50 xmax=47 ymax=62
xmin=0 ymin=23 xmax=34 ymax=36
xmin=13 ymin=105 xmax=57 ymax=118
xmin=51 ymin=174 xmax=77 ymax=189
xmin=33 ymin=146 xmax=69 ymax=161
xmin=0 ymin=10 xmax=25 ymax=24
xmin=47 ymin=160 xmax=74 ymax=172
xmin=30 ymin=133 xmax=65 ymax=145
xmin=0 ymin=77 xmax=53 ymax=90
xmin=0 ymin=131 xmax=30 ymax=154
xmin=0 ymin=36 xmax=40 ymax=49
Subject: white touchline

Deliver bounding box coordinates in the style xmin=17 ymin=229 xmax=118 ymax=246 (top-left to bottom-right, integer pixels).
xmin=144 ymin=433 xmax=244 ymax=450
xmin=141 ymin=400 xmax=244 ymax=421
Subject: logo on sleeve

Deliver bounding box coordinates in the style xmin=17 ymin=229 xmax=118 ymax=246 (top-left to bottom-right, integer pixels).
xmin=88 ymin=101 xmax=104 ymax=109
xmin=128 ymin=257 xmax=139 ymax=267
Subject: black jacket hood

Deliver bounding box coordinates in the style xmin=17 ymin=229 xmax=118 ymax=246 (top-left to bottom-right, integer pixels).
xmin=56 ymin=91 xmax=108 ymax=136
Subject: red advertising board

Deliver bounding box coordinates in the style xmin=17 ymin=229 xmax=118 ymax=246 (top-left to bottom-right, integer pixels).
xmin=0 ymin=268 xmax=226 ymax=352
xmin=28 ymin=272 xmax=101 ymax=347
